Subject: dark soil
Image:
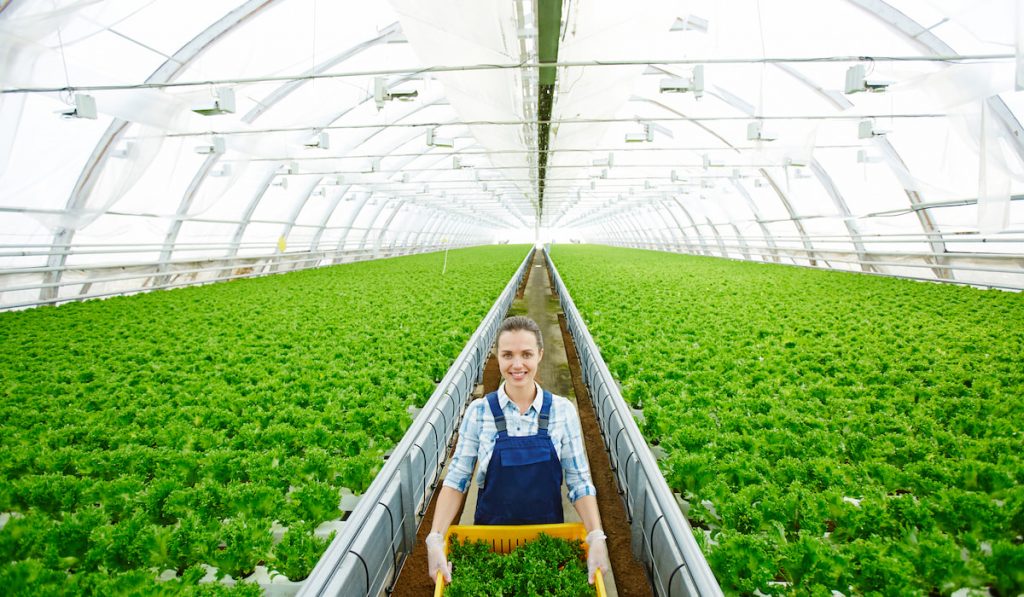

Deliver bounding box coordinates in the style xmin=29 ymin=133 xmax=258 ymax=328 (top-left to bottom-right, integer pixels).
xmin=560 ymin=313 xmax=652 ymax=597
xmin=517 ymin=259 xmax=531 ymax=299
xmin=390 ymin=355 xmax=500 ymax=597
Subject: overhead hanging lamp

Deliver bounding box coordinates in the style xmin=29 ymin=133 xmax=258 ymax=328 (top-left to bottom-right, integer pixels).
xmin=59 ymin=94 xmax=97 ymax=119
xmin=192 ymin=87 xmax=236 ymax=116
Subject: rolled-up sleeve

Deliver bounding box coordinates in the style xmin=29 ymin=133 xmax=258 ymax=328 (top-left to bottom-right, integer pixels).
xmin=442 ymin=399 xmax=483 ymax=493
xmin=560 ymin=401 xmax=597 ymax=502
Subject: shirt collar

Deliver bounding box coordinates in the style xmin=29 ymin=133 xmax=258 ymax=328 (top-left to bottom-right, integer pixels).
xmin=497 ymin=382 xmax=543 ymax=415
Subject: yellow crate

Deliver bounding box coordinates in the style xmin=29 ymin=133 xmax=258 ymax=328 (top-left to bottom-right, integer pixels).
xmin=433 ymin=522 xmax=606 ymax=596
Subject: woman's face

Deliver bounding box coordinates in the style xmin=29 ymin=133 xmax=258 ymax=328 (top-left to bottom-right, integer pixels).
xmin=496 ymin=329 xmax=543 ymax=392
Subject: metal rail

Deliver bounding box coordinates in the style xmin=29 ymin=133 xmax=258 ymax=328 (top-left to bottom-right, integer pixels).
xmin=606 ymin=242 xmax=1024 ymax=291
xmin=297 ymin=248 xmax=535 ymax=597
xmin=545 ymin=249 xmax=724 ymax=597
xmin=0 ymin=245 xmax=460 ymax=311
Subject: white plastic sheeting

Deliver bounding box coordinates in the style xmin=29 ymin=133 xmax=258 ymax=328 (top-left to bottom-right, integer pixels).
xmin=0 ymin=0 xmax=1023 ymax=309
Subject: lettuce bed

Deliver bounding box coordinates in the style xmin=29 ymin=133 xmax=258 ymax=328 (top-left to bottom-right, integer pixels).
xmin=446 ymin=533 xmax=591 ymax=597
xmin=552 ymin=245 xmax=1024 ymax=596
xmin=0 ymin=246 xmax=528 ymax=594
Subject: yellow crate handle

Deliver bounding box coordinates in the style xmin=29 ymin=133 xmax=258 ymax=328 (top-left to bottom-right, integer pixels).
xmin=595 ymin=567 xmax=606 ymax=597
xmin=433 ymin=570 xmax=444 ymax=597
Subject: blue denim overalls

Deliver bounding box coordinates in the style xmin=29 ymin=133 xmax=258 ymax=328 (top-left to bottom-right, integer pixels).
xmin=474 ymin=389 xmax=564 ymax=525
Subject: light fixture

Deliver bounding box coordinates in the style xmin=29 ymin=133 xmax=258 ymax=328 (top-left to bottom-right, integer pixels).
xmin=426 ymin=128 xmax=454 ymax=148
xmin=625 ymin=124 xmax=653 ymax=143
xmin=194 ymin=136 xmax=226 ymax=155
xmin=844 ymin=65 xmax=891 ymax=94
xmin=304 ymin=132 xmax=330 ymax=149
xmin=659 ymin=65 xmax=704 ymax=98
xmin=857 ymin=119 xmax=886 ymax=139
xmin=192 ymin=87 xmax=235 ymax=116
xmin=271 ymin=178 xmax=288 ymax=190
xmin=747 ymin=121 xmax=776 ymax=142
xmin=592 ymin=153 xmax=614 ymax=167
xmin=373 ymin=77 xmax=418 ymax=110
xmin=278 ymin=161 xmax=299 ymax=175
xmin=211 ymin=164 xmax=232 ymax=177
xmin=60 ymin=94 xmax=97 ymax=119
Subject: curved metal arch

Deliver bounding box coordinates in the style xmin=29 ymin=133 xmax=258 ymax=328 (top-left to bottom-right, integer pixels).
xmin=422 ymin=213 xmax=450 ymax=247
xmin=668 ymin=196 xmax=712 ymax=256
xmin=623 ymin=212 xmax=647 ymax=248
xmin=153 ymin=152 xmax=224 ymax=287
xmin=162 ymin=22 xmax=407 ymax=274
xmin=308 ymin=184 xmax=353 ymax=252
xmin=649 ymin=201 xmax=684 ymax=251
xmin=644 ymin=204 xmax=675 ymax=249
xmin=594 ymin=212 xmax=625 ymax=246
xmin=656 ymin=198 xmax=695 ymax=253
xmin=606 ymin=215 xmax=629 ymax=246
xmin=231 ymin=97 xmax=450 ymax=260
xmin=332 ymin=192 xmax=373 ymax=258
xmin=428 ymin=215 xmax=463 ymax=247
xmin=412 ymin=210 xmax=444 ymax=247
xmin=267 ymin=175 xmax=323 ymax=272
xmin=766 ymin=59 xmax=949 ymax=276
xmin=808 ymin=160 xmax=874 ymax=273
xmin=369 ymin=198 xmax=409 ymax=255
xmin=411 ymin=209 xmax=443 ymax=247
xmin=759 ymin=168 xmax=820 ymax=266
xmin=847 ymin=0 xmax=1024 ymax=277
xmin=693 ymin=200 xmax=729 ymax=257
xmin=727 ymin=178 xmax=780 ymax=263
xmin=241 ymin=22 xmax=404 ymax=123
xmin=41 ymin=0 xmax=280 ymax=301
xmin=729 ymin=221 xmax=751 ymax=260
xmin=599 ymin=220 xmax=623 ymax=246
xmin=621 ymin=210 xmax=654 ymax=248
xmin=605 ymin=216 xmax=629 ymax=247
xmin=642 ymin=203 xmax=677 ymax=250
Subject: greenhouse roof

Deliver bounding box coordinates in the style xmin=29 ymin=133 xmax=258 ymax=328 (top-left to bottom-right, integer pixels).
xmin=1 ymin=0 xmax=1022 ymax=308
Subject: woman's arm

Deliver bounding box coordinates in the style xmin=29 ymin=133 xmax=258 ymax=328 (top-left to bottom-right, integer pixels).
xmin=431 ymin=486 xmax=467 ymax=534
xmin=572 ymin=494 xmax=602 ymax=533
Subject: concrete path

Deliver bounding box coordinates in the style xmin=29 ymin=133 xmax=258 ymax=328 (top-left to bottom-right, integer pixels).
xmin=448 ymin=251 xmax=619 ymax=596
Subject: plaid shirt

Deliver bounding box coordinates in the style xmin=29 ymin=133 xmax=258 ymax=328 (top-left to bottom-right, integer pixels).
xmin=442 ymin=382 xmax=597 ymax=503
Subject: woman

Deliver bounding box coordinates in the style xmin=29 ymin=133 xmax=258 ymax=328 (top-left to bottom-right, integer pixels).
xmin=425 ymin=315 xmax=610 ymax=585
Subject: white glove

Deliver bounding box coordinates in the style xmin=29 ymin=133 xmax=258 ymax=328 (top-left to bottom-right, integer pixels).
xmin=425 ymin=531 xmax=452 ymax=584
xmin=586 ymin=529 xmax=609 ymax=585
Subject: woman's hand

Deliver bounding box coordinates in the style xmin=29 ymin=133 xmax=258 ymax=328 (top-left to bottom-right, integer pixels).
xmin=425 ymin=531 xmax=452 ymax=584
xmin=585 ymin=529 xmax=610 ymax=584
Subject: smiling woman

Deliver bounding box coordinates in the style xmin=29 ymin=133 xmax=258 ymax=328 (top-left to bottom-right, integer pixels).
xmin=425 ymin=315 xmax=610 ymax=587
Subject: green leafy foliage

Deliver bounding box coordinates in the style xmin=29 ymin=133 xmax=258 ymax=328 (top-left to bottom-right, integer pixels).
xmin=553 ymin=245 xmax=1024 ymax=596
xmin=0 ymin=246 xmax=529 ymax=591
xmin=446 ymin=533 xmax=591 ymax=597
xmin=271 ymin=521 xmax=335 ymax=581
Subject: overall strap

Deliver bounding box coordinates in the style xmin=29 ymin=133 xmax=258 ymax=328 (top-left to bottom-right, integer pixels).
xmin=485 ymin=392 xmax=506 ymax=434
xmin=538 ymin=390 xmax=553 ymax=433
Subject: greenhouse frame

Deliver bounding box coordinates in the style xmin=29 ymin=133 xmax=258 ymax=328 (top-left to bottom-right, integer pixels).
xmin=1 ymin=1 xmax=1022 ymax=596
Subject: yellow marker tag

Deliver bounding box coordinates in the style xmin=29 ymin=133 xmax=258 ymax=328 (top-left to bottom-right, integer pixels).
xmin=277 ymin=235 xmax=287 ymax=252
